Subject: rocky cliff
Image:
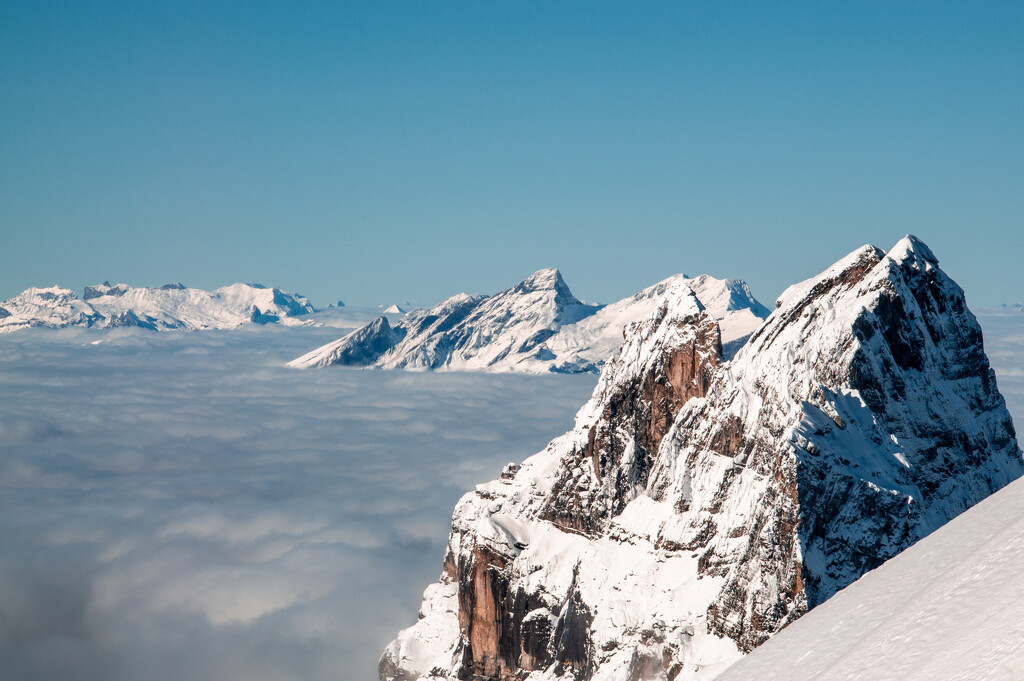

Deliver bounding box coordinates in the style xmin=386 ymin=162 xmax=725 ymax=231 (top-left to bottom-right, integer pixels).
xmin=379 ymin=236 xmax=1022 ymax=681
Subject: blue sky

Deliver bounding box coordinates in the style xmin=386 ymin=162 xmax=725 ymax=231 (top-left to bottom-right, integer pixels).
xmin=2 ymin=1 xmax=1021 ymax=307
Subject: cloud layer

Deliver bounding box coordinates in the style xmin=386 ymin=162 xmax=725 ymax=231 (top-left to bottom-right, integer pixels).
xmin=1 ymin=311 xmax=1021 ymax=681
xmin=0 ymin=325 xmax=595 ymax=681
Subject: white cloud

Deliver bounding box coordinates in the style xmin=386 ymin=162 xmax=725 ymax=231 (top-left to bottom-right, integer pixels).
xmin=977 ymin=310 xmax=1024 ymax=423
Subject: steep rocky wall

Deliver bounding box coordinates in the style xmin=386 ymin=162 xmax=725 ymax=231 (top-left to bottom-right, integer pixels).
xmin=540 ymin=307 xmax=722 ymax=535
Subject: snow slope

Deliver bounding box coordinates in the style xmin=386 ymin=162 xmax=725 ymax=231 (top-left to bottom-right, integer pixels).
xmin=717 ymin=473 xmax=1024 ymax=681
xmin=0 ymin=282 xmax=316 ymax=332
xmin=289 ymin=270 xmax=768 ymax=372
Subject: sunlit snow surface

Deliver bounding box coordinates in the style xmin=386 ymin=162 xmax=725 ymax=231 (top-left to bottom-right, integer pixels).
xmin=716 ymin=306 xmax=1024 ymax=681
xmin=0 ymin=321 xmax=595 ymax=681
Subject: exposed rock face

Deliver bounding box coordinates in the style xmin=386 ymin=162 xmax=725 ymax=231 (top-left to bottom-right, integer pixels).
xmin=290 ymin=270 xmax=767 ymax=373
xmin=249 ymin=307 xmax=280 ymax=324
xmin=655 ymin=237 xmax=1022 ymax=653
xmin=300 ymin=316 xmax=406 ymax=366
xmin=83 ymin=281 xmax=129 ymax=300
xmin=105 ymin=309 xmax=160 ymax=330
xmin=539 ymin=297 xmax=723 ymax=535
xmin=380 ymin=236 xmax=1023 ymax=681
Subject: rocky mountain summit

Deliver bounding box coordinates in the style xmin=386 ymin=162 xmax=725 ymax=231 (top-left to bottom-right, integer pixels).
xmin=379 ymin=236 xmax=1022 ymax=681
xmin=289 ymin=269 xmax=768 ymax=373
xmin=0 ymin=282 xmax=315 ymax=333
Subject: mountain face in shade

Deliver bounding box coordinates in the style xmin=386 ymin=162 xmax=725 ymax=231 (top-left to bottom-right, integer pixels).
xmin=379 ymin=236 xmax=1022 ymax=681
xmin=0 ymin=282 xmax=316 ymax=333
xmin=288 ymin=269 xmax=769 ymax=372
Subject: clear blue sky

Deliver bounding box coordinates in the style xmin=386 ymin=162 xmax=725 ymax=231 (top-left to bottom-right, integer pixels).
xmin=2 ymin=1 xmax=1021 ymax=307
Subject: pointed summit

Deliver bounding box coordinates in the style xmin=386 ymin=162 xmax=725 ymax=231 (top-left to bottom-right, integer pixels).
xmin=517 ymin=267 xmax=563 ymax=290
xmin=512 ymin=268 xmax=584 ymax=311
xmin=290 ymin=269 xmax=600 ymax=371
xmin=288 ymin=316 xmax=403 ymax=368
xmin=886 ymin=233 xmax=939 ymax=267
xmin=291 ymin=271 xmax=771 ymax=373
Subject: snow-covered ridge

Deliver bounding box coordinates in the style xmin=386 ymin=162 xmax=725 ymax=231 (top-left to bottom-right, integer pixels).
xmin=0 ymin=282 xmax=316 ymax=333
xmin=379 ymin=235 xmax=1022 ymax=681
xmin=289 ymin=269 xmax=769 ymax=372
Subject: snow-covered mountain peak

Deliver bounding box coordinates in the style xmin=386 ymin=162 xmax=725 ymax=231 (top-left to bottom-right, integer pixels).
xmin=380 ymin=236 xmax=1021 ymax=681
xmin=687 ymin=274 xmax=769 ymax=317
xmin=515 ymin=267 xmax=571 ymax=295
xmin=0 ymin=282 xmax=317 ymax=333
xmin=16 ymin=286 xmax=79 ymax=305
xmin=580 ymin=283 xmax=709 ymax=420
xmin=885 ymin=232 xmax=939 ymax=268
xmin=773 ymin=243 xmax=884 ymax=311
xmin=292 ymin=271 xmax=769 ymax=373
xmin=771 ymin=235 xmax=938 ymax=319
xmin=489 ymin=268 xmax=593 ymax=325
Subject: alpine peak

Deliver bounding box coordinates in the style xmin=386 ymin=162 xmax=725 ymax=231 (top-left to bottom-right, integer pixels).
xmin=379 ymin=236 xmax=1021 ymax=681
xmin=290 ymin=271 xmax=769 ymax=372
xmin=0 ymin=282 xmax=316 ymax=333
xmin=885 ymin=233 xmax=940 ymax=268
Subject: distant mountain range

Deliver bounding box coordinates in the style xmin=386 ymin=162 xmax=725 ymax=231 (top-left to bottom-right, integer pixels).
xmin=289 ymin=269 xmax=770 ymax=373
xmin=0 ymin=282 xmax=316 ymax=333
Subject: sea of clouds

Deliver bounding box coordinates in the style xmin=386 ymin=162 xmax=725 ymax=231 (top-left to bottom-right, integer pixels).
xmin=0 ymin=322 xmax=595 ymax=681
xmin=0 ymin=309 xmax=1021 ymax=681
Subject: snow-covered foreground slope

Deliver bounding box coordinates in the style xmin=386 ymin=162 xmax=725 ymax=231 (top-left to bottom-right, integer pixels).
xmin=0 ymin=282 xmax=316 ymax=332
xmin=380 ymin=236 xmax=1022 ymax=681
xmin=717 ymin=473 xmax=1024 ymax=681
xmin=289 ymin=269 xmax=768 ymax=372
